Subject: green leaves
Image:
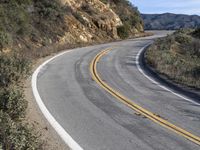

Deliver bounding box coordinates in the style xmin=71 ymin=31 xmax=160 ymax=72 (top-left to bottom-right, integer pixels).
xmin=193 ymin=28 xmax=200 ymax=38
xmin=174 ymin=33 xmax=191 ymax=44
xmin=0 ymin=44 xmax=36 ymax=148
xmin=34 ymin=0 xmax=65 ymax=19
xmin=0 ymin=1 xmax=31 ymax=36
xmin=0 ymin=87 xmax=27 ymax=121
xmin=0 ymin=52 xmax=31 ymax=87
xmin=117 ymin=25 xmax=129 ymax=39
xmin=0 ymin=52 xmax=41 ymax=149
xmin=0 ymin=111 xmax=41 ymax=150
xmin=0 ymin=31 xmax=12 ymax=50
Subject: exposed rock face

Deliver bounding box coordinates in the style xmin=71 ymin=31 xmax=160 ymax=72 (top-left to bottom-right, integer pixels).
xmin=61 ymin=0 xmax=122 ymax=26
xmin=59 ymin=0 xmax=123 ymax=43
xmin=100 ymin=0 xmax=144 ymax=35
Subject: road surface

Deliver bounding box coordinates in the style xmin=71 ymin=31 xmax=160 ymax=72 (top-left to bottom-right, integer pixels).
xmin=34 ymin=31 xmax=200 ymax=150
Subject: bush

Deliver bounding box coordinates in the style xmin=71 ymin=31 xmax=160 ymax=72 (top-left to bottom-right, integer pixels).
xmin=34 ymin=0 xmax=65 ymax=20
xmin=0 ymin=1 xmax=31 ymax=36
xmin=188 ymin=39 xmax=200 ymax=56
xmin=117 ymin=24 xmax=129 ymax=39
xmin=145 ymin=29 xmax=200 ymax=89
xmin=0 ymin=52 xmax=31 ymax=87
xmin=155 ymin=36 xmax=173 ymax=51
xmin=0 ymin=87 xmax=27 ymax=120
xmin=0 ymin=111 xmax=42 ymax=150
xmin=1 ymin=0 xmax=33 ymax=5
xmin=193 ymin=28 xmax=200 ymax=38
xmin=174 ymin=33 xmax=191 ymax=44
xmin=0 ymin=31 xmax=12 ymax=50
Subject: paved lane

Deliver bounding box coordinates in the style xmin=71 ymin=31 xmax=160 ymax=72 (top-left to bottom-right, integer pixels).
xmin=35 ymin=31 xmax=200 ymax=150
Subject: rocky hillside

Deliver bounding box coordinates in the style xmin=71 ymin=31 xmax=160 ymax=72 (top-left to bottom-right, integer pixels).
xmin=100 ymin=0 xmax=144 ymax=38
xmin=0 ymin=0 xmax=144 ymax=54
xmin=142 ymin=13 xmax=200 ymax=30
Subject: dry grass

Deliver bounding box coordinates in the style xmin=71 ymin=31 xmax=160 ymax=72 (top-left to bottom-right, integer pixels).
xmin=145 ymin=29 xmax=200 ymax=89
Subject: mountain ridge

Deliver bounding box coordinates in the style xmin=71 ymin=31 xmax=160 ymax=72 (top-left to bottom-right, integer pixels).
xmin=142 ymin=13 xmax=200 ymax=30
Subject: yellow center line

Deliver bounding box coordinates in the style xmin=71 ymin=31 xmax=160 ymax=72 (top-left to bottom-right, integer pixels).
xmin=89 ymin=47 xmax=200 ymax=146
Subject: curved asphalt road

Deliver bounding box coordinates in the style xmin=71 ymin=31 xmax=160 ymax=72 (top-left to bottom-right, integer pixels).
xmin=35 ymin=31 xmax=200 ymax=150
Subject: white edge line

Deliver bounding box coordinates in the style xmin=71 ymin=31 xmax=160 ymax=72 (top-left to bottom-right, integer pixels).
xmin=32 ymin=50 xmax=84 ymax=150
xmin=136 ymin=44 xmax=200 ymax=106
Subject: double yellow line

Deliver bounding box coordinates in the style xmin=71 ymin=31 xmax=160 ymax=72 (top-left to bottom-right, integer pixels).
xmin=90 ymin=48 xmax=200 ymax=145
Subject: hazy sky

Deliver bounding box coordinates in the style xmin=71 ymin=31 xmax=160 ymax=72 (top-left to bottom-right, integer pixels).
xmin=130 ymin=0 xmax=200 ymax=15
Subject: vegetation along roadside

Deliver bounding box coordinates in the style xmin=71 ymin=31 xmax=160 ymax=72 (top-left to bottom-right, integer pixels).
xmin=145 ymin=28 xmax=200 ymax=89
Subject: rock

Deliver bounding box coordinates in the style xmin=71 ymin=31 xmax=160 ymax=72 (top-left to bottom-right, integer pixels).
xmin=60 ymin=0 xmax=122 ymax=39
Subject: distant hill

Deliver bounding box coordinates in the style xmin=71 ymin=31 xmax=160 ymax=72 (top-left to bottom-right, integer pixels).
xmin=142 ymin=13 xmax=200 ymax=30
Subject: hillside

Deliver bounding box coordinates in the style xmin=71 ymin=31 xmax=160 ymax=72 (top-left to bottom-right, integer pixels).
xmin=100 ymin=0 xmax=144 ymax=38
xmin=142 ymin=13 xmax=200 ymax=30
xmin=0 ymin=0 xmax=144 ymax=149
xmin=0 ymin=0 xmax=144 ymax=54
xmin=145 ymin=29 xmax=200 ymax=89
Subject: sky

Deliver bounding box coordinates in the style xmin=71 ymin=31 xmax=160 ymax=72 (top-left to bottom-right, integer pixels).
xmin=130 ymin=0 xmax=200 ymax=15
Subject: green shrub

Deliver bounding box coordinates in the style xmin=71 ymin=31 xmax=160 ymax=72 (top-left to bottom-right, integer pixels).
xmin=0 ymin=87 xmax=27 ymax=120
xmin=0 ymin=31 xmax=12 ymax=50
xmin=145 ymin=29 xmax=200 ymax=89
xmin=1 ymin=0 xmax=33 ymax=5
xmin=188 ymin=39 xmax=200 ymax=56
xmin=193 ymin=28 xmax=200 ymax=38
xmin=0 ymin=53 xmax=31 ymax=87
xmin=34 ymin=0 xmax=65 ymax=20
xmin=117 ymin=24 xmax=129 ymax=39
xmin=0 ymin=1 xmax=30 ymax=35
xmin=0 ymin=111 xmax=42 ymax=150
xmin=175 ymin=34 xmax=191 ymax=44
xmin=174 ymin=28 xmax=193 ymax=35
xmin=155 ymin=36 xmax=173 ymax=51
xmin=100 ymin=0 xmax=107 ymax=4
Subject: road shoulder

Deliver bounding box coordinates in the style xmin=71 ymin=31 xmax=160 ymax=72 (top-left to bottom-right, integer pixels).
xmin=24 ymin=55 xmax=70 ymax=150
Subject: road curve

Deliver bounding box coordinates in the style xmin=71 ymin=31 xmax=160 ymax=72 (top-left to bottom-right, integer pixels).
xmin=34 ymin=31 xmax=200 ymax=150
